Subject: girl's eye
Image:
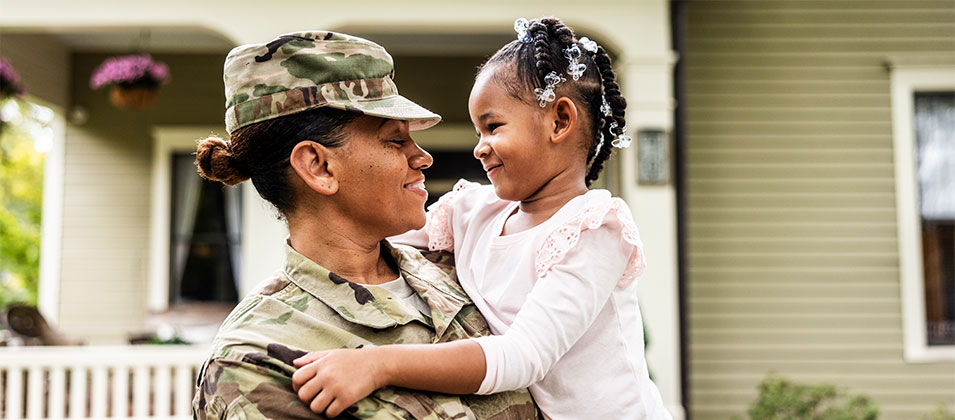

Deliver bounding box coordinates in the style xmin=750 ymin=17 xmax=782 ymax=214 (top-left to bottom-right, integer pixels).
xmin=488 ymin=123 xmax=502 ymax=132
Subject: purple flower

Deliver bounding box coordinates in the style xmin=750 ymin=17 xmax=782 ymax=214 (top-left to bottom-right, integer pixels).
xmin=0 ymin=56 xmax=27 ymax=99
xmin=89 ymin=54 xmax=171 ymax=89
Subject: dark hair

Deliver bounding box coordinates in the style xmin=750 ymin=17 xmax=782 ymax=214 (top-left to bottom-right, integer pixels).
xmin=480 ymin=17 xmax=627 ymax=186
xmin=195 ymin=107 xmax=360 ymax=216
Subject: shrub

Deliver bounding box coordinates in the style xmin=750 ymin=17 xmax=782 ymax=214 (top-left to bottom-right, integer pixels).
xmin=732 ymin=375 xmax=879 ymax=420
xmin=923 ymin=404 xmax=955 ymax=420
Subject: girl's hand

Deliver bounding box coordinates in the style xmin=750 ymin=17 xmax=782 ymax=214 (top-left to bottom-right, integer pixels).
xmin=291 ymin=348 xmax=386 ymax=417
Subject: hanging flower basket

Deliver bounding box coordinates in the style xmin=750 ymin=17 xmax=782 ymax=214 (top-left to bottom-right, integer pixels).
xmin=0 ymin=56 xmax=26 ymax=101
xmin=90 ymin=54 xmax=170 ymax=110
xmin=108 ymin=85 xmax=159 ymax=109
xmin=0 ymin=56 xmax=26 ymax=134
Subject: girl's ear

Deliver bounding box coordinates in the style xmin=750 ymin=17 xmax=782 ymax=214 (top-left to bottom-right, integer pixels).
xmin=289 ymin=141 xmax=339 ymax=196
xmin=550 ymin=96 xmax=579 ymax=144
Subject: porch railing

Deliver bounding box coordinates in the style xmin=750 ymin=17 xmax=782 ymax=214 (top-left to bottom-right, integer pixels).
xmin=0 ymin=345 xmax=209 ymax=419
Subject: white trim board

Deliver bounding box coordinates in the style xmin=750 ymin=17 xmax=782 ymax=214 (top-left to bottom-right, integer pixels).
xmin=37 ymin=102 xmax=67 ymax=324
xmin=889 ymin=63 xmax=955 ymax=362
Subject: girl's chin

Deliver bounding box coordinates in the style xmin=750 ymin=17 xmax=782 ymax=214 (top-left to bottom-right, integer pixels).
xmin=491 ymin=184 xmax=525 ymax=202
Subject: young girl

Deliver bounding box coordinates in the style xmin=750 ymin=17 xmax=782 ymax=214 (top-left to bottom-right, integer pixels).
xmin=291 ymin=17 xmax=671 ymax=420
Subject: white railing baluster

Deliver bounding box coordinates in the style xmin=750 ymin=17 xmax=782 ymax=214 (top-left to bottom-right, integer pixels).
xmin=90 ymin=366 xmax=108 ymax=418
xmin=6 ymin=367 xmax=23 ymax=420
xmin=69 ymin=366 xmax=87 ymax=419
xmin=172 ymin=364 xmax=192 ymax=417
xmin=155 ymin=365 xmax=171 ymax=417
xmin=133 ymin=365 xmax=150 ymax=418
xmin=0 ymin=345 xmax=207 ymax=420
xmin=112 ymin=366 xmax=129 ymax=419
xmin=49 ymin=367 xmax=67 ymax=419
xmin=25 ymin=366 xmax=43 ymax=420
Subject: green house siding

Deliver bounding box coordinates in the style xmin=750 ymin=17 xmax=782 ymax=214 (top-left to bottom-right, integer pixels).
xmin=683 ymin=1 xmax=955 ymax=419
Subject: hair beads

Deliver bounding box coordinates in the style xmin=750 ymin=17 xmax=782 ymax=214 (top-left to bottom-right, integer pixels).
xmin=494 ymin=17 xmax=630 ymax=186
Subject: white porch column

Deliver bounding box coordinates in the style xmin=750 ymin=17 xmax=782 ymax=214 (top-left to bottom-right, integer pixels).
xmin=617 ymin=48 xmax=684 ymax=420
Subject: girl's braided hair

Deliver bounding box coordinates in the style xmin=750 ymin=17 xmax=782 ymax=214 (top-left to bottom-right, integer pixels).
xmin=480 ymin=16 xmax=627 ymax=186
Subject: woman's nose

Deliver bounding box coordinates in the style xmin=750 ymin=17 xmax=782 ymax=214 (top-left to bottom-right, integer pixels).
xmin=410 ymin=142 xmax=433 ymax=170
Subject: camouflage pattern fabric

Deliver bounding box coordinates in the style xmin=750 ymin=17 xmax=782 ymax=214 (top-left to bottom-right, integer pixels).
xmin=193 ymin=241 xmax=539 ymax=420
xmin=223 ymin=31 xmax=441 ymax=134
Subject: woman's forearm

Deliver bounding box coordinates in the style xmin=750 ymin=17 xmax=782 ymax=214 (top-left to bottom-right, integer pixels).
xmin=373 ymin=340 xmax=486 ymax=394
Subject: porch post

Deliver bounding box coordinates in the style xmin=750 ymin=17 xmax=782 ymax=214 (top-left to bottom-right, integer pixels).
xmin=617 ymin=49 xmax=684 ymax=420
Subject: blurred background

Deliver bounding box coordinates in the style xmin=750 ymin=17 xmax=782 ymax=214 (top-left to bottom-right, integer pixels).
xmin=0 ymin=1 xmax=952 ymax=419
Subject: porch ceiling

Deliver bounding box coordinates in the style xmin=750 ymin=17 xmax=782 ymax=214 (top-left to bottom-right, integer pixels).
xmin=1 ymin=27 xmax=234 ymax=53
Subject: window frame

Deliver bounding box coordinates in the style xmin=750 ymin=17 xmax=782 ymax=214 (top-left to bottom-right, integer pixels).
xmin=889 ymin=62 xmax=955 ymax=362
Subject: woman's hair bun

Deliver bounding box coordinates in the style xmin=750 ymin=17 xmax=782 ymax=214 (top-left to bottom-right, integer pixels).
xmin=195 ymin=136 xmax=250 ymax=186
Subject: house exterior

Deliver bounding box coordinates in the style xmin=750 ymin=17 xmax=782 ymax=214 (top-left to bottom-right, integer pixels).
xmin=1 ymin=1 xmax=952 ymax=419
xmin=679 ymin=2 xmax=955 ymax=419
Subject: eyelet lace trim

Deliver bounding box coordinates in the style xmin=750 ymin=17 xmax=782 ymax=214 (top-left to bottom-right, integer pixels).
xmin=536 ymin=197 xmax=645 ymax=287
xmin=426 ymin=179 xmax=481 ymax=252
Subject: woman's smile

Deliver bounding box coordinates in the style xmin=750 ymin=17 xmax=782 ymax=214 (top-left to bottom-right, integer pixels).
xmin=484 ymin=164 xmax=503 ymax=178
xmin=404 ymin=178 xmax=428 ymax=199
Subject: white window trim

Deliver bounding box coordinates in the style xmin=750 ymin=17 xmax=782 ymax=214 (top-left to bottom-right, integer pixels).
xmin=36 ymin=101 xmax=66 ymax=324
xmin=889 ymin=62 xmax=955 ymax=362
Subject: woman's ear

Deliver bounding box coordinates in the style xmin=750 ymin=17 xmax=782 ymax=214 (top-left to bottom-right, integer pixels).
xmin=550 ymin=97 xmax=579 ymax=144
xmin=289 ymin=141 xmax=339 ymax=195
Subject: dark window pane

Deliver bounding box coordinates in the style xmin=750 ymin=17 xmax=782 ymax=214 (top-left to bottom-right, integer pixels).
xmin=923 ymin=221 xmax=955 ymax=346
xmin=424 ymin=150 xmax=487 ymax=207
xmin=170 ymin=153 xmax=239 ymax=304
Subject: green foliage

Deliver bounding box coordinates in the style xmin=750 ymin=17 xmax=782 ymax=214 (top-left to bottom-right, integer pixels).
xmin=732 ymin=375 xmax=879 ymax=420
xmin=923 ymin=404 xmax=955 ymax=420
xmin=0 ymin=99 xmax=45 ymax=309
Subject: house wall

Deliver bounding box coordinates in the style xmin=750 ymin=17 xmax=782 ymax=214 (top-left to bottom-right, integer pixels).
xmin=683 ymin=1 xmax=955 ymax=419
xmin=0 ymin=33 xmax=71 ymax=109
xmin=59 ymin=53 xmax=227 ymax=343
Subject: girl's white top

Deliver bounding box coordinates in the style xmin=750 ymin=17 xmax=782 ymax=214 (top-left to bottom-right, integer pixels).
xmin=394 ymin=180 xmax=672 ymax=420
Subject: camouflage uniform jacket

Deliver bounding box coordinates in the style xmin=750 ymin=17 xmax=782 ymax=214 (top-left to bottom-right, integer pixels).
xmin=193 ymin=240 xmax=538 ymax=420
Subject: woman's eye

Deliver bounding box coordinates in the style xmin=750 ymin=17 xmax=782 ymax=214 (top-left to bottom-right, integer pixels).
xmin=390 ymin=139 xmax=406 ymax=146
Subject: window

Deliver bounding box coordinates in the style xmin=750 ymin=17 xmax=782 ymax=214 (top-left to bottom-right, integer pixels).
xmin=890 ymin=63 xmax=955 ymax=361
xmin=914 ymin=93 xmax=955 ymax=347
xmin=169 ymin=153 xmax=240 ymax=304
xmin=149 ymin=127 xmax=289 ymax=314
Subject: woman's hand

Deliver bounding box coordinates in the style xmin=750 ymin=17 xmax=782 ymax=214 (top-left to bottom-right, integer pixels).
xmin=291 ymin=348 xmax=387 ymax=417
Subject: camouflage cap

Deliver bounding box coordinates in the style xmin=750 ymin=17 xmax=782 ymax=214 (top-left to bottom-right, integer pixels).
xmin=223 ymin=30 xmax=441 ymax=134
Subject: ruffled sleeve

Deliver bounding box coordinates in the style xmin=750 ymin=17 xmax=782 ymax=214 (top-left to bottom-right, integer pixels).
xmin=425 ymin=179 xmax=482 ymax=252
xmin=535 ymin=196 xmax=645 ymax=287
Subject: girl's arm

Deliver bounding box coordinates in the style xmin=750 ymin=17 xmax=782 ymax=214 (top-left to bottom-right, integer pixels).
xmin=291 ymin=341 xmax=486 ymax=416
xmin=475 ymin=224 xmax=634 ymax=393
xmin=293 ymin=218 xmax=638 ymax=415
